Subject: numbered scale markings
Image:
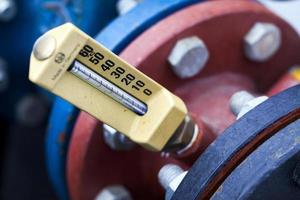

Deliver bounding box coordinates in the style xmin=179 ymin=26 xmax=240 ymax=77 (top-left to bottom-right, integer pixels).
xmin=69 ymin=60 xmax=148 ymax=115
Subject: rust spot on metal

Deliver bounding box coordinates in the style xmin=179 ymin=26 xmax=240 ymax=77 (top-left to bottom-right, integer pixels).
xmin=58 ymin=132 xmax=66 ymax=144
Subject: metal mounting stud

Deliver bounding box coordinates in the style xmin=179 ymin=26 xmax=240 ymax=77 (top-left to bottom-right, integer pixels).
xmin=158 ymin=164 xmax=187 ymax=200
xmin=230 ymin=90 xmax=268 ymax=119
xmin=230 ymin=90 xmax=255 ymax=116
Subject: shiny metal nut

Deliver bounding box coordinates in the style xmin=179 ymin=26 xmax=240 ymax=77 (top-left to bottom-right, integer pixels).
xmin=95 ymin=185 xmax=132 ymax=200
xmin=168 ymin=36 xmax=209 ymax=79
xmin=244 ymin=22 xmax=281 ymax=62
xmin=103 ymin=124 xmax=135 ymax=151
xmin=163 ymin=115 xmax=195 ymax=152
xmin=0 ymin=0 xmax=17 ymax=22
xmin=116 ymin=0 xmax=140 ymax=15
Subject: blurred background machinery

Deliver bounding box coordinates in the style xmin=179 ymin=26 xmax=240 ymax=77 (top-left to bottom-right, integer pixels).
xmin=1 ymin=0 xmax=300 ymax=200
xmin=0 ymin=0 xmax=117 ymax=199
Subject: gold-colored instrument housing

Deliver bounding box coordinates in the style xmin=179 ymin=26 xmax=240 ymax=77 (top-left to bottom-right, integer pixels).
xmin=29 ymin=23 xmax=187 ymax=151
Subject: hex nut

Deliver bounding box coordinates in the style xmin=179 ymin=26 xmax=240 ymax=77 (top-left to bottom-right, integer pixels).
xmin=163 ymin=115 xmax=196 ymax=153
xmin=168 ymin=36 xmax=209 ymax=79
xmin=244 ymin=22 xmax=281 ymax=62
xmin=103 ymin=124 xmax=135 ymax=151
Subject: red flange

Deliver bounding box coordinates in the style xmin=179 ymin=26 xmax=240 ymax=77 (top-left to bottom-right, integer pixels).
xmin=67 ymin=1 xmax=300 ymax=199
xmin=67 ymin=112 xmax=184 ymax=200
xmin=267 ymin=67 xmax=300 ymax=96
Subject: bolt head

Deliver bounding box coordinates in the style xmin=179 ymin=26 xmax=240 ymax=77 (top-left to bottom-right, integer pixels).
xmin=168 ymin=36 xmax=209 ymax=79
xmin=244 ymin=22 xmax=281 ymax=62
xmin=0 ymin=0 xmax=16 ymax=22
xmin=95 ymin=185 xmax=132 ymax=200
xmin=103 ymin=124 xmax=135 ymax=151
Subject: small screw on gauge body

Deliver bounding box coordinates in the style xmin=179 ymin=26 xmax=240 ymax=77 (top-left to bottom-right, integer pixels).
xmin=33 ymin=35 xmax=57 ymax=61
